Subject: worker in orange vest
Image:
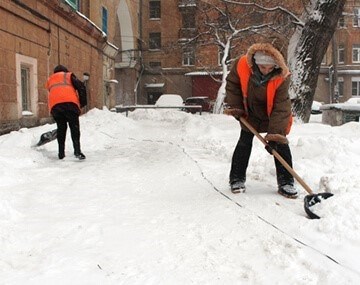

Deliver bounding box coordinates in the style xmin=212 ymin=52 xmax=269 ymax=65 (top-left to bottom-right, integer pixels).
xmin=225 ymin=42 xmax=296 ymax=198
xmin=46 ymin=65 xmax=87 ymax=160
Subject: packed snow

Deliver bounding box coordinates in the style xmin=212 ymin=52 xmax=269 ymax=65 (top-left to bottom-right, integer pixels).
xmin=1 ymin=108 xmax=360 ymax=284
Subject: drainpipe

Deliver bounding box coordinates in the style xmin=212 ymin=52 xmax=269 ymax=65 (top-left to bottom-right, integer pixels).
xmin=135 ymin=0 xmax=143 ymax=105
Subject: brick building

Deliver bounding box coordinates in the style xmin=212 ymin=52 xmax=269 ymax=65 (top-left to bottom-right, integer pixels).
xmin=137 ymin=0 xmax=301 ymax=105
xmin=0 ymin=0 xmax=119 ymax=134
xmin=137 ymin=0 xmax=360 ymax=107
xmin=315 ymin=0 xmax=360 ymax=104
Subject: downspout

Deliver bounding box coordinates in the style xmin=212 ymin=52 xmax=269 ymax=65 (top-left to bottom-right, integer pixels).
xmin=135 ymin=0 xmax=143 ymax=105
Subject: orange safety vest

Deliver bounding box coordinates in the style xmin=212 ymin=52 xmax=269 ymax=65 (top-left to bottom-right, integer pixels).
xmin=46 ymin=72 xmax=80 ymax=111
xmin=237 ymin=55 xmax=293 ymax=134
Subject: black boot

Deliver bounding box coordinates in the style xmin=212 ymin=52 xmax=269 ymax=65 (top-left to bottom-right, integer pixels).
xmin=274 ymin=143 xmax=297 ymax=198
xmin=229 ymin=130 xmax=253 ymax=190
xmin=73 ymin=141 xmax=86 ymax=160
xmin=74 ymin=151 xmax=86 ymax=160
xmin=58 ymin=144 xmax=65 ymax=160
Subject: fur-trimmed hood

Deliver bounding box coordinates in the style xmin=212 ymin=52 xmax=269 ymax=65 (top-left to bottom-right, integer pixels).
xmin=246 ymin=43 xmax=289 ymax=78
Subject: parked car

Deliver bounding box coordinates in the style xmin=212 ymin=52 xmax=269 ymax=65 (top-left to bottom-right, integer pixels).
xmin=184 ymin=96 xmax=213 ymax=113
xmin=344 ymin=97 xmax=360 ymax=104
xmin=155 ymin=94 xmax=184 ymax=107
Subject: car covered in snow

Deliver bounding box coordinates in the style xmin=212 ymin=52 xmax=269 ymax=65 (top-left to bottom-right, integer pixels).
xmin=155 ymin=94 xmax=184 ymax=107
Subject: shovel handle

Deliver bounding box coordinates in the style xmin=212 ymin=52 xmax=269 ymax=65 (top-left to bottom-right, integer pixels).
xmin=239 ymin=117 xmax=314 ymax=195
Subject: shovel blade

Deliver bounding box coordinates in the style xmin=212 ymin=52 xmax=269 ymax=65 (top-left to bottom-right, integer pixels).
xmin=35 ymin=129 xmax=57 ymax=147
xmin=304 ymin=192 xmax=334 ymax=219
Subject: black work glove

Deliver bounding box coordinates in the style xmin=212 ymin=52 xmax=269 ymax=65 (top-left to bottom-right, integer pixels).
xmin=265 ymin=141 xmax=278 ymax=155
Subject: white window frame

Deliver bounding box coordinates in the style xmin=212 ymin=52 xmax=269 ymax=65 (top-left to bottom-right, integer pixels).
xmin=338 ymin=45 xmax=344 ymax=64
xmin=182 ymin=49 xmax=195 ymax=66
xmin=15 ymin=54 xmax=38 ymax=118
xmin=351 ymin=77 xmax=360 ymax=96
xmin=354 ymin=8 xmax=360 ymax=27
xmin=352 ymin=45 xmax=360 ymax=63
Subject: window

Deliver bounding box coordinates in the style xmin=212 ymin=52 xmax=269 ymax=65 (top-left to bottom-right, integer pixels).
xmin=65 ymin=0 xmax=78 ymax=10
xmin=351 ymin=77 xmax=360 ymax=96
xmin=338 ymin=15 xmax=345 ymax=28
xmin=352 ymin=45 xmax=360 ymax=63
xmin=149 ymin=1 xmax=161 ymax=19
xmin=21 ymin=67 xmax=31 ymax=111
xmin=183 ymin=48 xmax=195 ymax=66
xmin=338 ymin=45 xmax=344 ymax=64
xmin=15 ymin=54 xmax=38 ymax=116
xmin=182 ymin=11 xmax=196 ymax=28
xmin=102 ymin=6 xmax=108 ymax=34
xmin=354 ymin=8 xmax=360 ymax=27
xmin=149 ymin=32 xmax=161 ymax=50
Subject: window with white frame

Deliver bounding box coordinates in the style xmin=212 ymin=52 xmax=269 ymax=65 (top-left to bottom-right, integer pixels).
xmin=149 ymin=1 xmax=161 ymax=19
xmin=182 ymin=48 xmax=195 ymax=66
xmin=338 ymin=45 xmax=344 ymax=64
xmin=21 ymin=67 xmax=31 ymax=111
xmin=352 ymin=44 xmax=360 ymax=63
xmin=354 ymin=8 xmax=360 ymax=27
xmin=15 ymin=54 xmax=38 ymax=116
xmin=351 ymin=77 xmax=360 ymax=96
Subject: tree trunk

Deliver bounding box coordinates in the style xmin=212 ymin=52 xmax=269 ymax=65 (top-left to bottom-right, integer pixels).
xmin=289 ymin=0 xmax=346 ymax=123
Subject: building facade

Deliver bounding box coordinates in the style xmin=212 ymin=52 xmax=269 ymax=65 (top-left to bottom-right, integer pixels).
xmin=137 ymin=0 xmax=301 ymax=105
xmin=0 ymin=0 xmax=119 ymax=135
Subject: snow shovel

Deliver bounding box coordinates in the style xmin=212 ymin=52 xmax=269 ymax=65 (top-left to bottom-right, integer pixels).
xmin=34 ymin=129 xmax=57 ymax=147
xmin=239 ymin=117 xmax=333 ymax=219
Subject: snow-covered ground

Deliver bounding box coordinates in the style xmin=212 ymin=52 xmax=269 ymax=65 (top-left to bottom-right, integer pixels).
xmin=1 ymin=108 xmax=359 ymax=284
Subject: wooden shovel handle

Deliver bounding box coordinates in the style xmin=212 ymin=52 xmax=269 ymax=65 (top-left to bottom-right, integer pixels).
xmin=239 ymin=117 xmax=314 ymax=195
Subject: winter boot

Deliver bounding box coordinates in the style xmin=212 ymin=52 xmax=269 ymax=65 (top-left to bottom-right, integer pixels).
xmin=58 ymin=144 xmax=65 ymax=160
xmin=74 ymin=152 xmax=86 ymax=160
xmin=230 ymin=179 xmax=246 ymax=194
xmin=278 ymin=184 xmax=298 ymax=199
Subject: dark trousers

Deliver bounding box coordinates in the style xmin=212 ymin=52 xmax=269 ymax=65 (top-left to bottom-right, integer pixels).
xmin=230 ymin=130 xmax=294 ymax=186
xmin=52 ymin=110 xmax=81 ymax=155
